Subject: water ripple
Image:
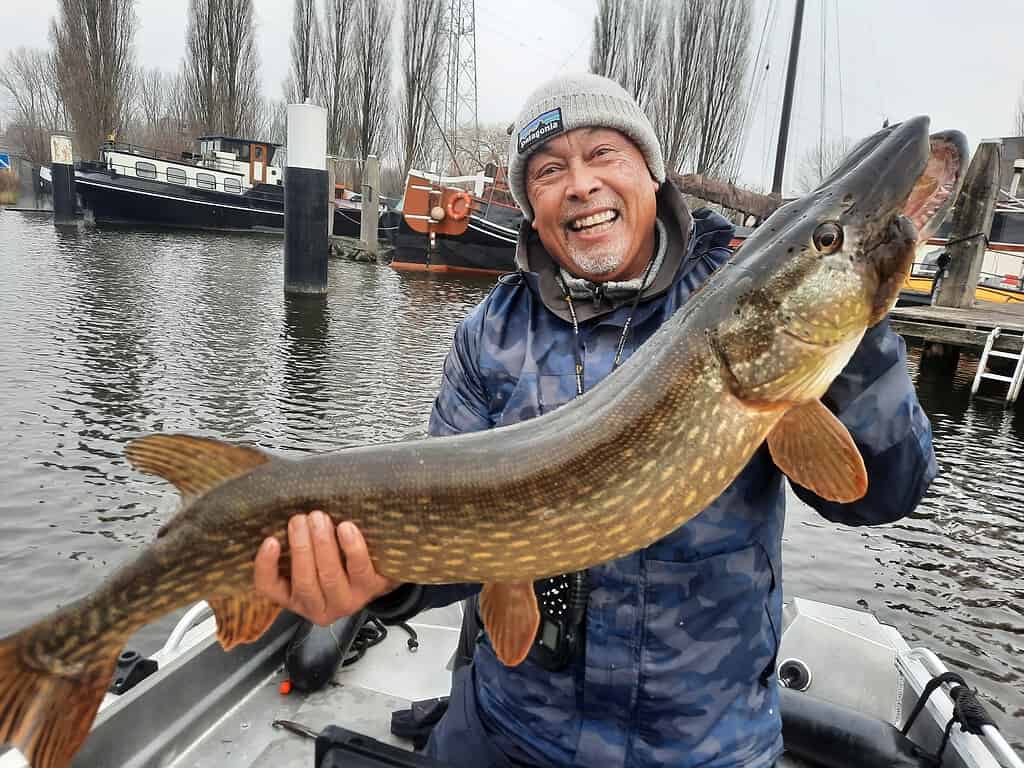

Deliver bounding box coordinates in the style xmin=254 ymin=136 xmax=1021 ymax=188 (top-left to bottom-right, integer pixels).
xmin=1 ymin=211 xmax=1021 ymax=746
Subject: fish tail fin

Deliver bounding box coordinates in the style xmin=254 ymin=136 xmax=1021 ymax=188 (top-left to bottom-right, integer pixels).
xmin=0 ymin=629 xmax=119 ymax=768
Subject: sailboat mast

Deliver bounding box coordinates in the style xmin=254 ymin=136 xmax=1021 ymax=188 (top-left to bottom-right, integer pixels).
xmin=771 ymin=0 xmax=805 ymax=196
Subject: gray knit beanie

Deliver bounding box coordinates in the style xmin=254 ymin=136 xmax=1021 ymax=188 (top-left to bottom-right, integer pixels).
xmin=507 ymin=73 xmax=666 ymax=221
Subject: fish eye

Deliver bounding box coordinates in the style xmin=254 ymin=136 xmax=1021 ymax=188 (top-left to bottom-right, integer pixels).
xmin=812 ymin=222 xmax=843 ymax=253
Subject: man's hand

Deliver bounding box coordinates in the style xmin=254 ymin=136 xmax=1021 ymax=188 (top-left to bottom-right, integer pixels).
xmin=254 ymin=511 xmax=398 ymax=626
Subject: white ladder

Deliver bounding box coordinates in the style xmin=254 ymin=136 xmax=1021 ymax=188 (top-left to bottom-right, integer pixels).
xmin=971 ymin=327 xmax=1024 ymax=403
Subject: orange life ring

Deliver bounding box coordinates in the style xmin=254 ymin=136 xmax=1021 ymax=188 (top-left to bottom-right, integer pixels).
xmin=446 ymin=191 xmax=473 ymax=221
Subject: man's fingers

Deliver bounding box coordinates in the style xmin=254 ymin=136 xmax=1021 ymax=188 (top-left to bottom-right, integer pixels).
xmin=309 ymin=510 xmax=351 ymax=616
xmin=253 ymin=536 xmax=290 ymax=606
xmin=338 ymin=522 xmax=375 ymax=592
xmin=288 ymin=514 xmax=327 ymax=620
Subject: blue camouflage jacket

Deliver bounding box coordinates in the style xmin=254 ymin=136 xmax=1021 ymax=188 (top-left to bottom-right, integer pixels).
xmin=376 ymin=179 xmax=937 ymax=767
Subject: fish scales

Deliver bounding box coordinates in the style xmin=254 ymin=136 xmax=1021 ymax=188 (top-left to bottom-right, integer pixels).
xmin=165 ymin=332 xmax=778 ymax=585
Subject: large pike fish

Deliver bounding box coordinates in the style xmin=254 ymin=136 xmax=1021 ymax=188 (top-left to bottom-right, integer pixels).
xmin=1 ymin=117 xmax=967 ymax=767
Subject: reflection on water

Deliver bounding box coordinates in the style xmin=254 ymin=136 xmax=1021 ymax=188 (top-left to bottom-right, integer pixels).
xmin=0 ymin=212 xmax=1021 ymax=745
xmin=784 ymin=342 xmax=1024 ymax=745
xmin=0 ymin=214 xmax=491 ymax=649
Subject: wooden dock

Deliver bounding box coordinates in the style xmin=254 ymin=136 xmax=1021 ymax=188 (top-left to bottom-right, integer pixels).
xmin=890 ymin=302 xmax=1024 ymax=353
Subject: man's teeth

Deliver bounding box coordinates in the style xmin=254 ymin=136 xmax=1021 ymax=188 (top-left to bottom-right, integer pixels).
xmin=570 ymin=211 xmax=617 ymax=231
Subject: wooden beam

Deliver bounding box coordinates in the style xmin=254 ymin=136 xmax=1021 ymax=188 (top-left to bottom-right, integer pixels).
xmin=672 ymin=173 xmax=782 ymax=221
xmin=934 ymin=142 xmax=1002 ymax=308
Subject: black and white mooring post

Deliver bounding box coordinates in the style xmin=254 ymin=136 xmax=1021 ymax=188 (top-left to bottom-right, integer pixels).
xmin=50 ymin=134 xmax=76 ymax=226
xmin=284 ymin=103 xmax=329 ymax=295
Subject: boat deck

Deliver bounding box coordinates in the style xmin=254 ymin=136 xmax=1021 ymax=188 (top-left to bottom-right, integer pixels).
xmin=179 ymin=605 xmax=463 ymax=767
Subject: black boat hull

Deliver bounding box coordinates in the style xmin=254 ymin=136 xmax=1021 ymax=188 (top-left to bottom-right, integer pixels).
xmin=74 ymin=166 xmax=398 ymax=238
xmin=388 ymin=207 xmax=521 ymax=276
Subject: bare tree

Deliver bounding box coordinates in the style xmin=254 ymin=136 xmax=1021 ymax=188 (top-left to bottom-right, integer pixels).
xmin=167 ymin=69 xmax=191 ymax=144
xmin=794 ymin=137 xmax=851 ymax=193
xmin=216 ymin=0 xmax=262 ymax=136
xmin=267 ymin=98 xmax=288 ymax=146
xmin=692 ymin=0 xmax=751 ymax=178
xmin=621 ymin=0 xmax=663 ymax=111
xmin=589 ymin=0 xmax=750 ymax=179
xmin=184 ymin=0 xmax=262 ymax=137
xmin=449 ymin=121 xmax=509 ymax=173
xmin=0 ymin=47 xmax=68 ymax=166
xmin=397 ymin=0 xmax=444 ymax=177
xmin=590 ymin=0 xmax=661 ymax=112
xmin=320 ymin=0 xmax=351 ymax=155
xmin=652 ymin=0 xmax=703 ymax=172
xmin=184 ymin=0 xmax=220 ymax=134
xmin=347 ymin=0 xmax=393 ymax=184
xmin=287 ymin=0 xmax=321 ymax=104
xmin=136 ymin=68 xmax=166 ymax=134
xmin=589 ymin=0 xmax=627 ymax=80
xmin=131 ymin=67 xmax=191 ymax=153
xmin=51 ymin=0 xmax=137 ymax=160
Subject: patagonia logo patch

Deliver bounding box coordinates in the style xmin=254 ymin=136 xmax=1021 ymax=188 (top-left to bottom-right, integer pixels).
xmin=517 ymin=108 xmax=564 ymax=154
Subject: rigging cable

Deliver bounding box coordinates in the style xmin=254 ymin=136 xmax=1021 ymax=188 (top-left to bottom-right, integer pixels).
xmin=833 ymin=0 xmax=845 ymax=141
xmin=819 ymin=0 xmax=827 ymax=180
xmin=736 ymin=0 xmax=778 ymax=177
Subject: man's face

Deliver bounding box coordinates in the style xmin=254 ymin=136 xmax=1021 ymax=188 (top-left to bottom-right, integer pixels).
xmin=525 ymin=128 xmax=659 ymax=282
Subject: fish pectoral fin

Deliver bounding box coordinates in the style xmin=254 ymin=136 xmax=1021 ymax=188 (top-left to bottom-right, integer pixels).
xmin=125 ymin=434 xmax=270 ymax=504
xmin=208 ymin=593 xmax=282 ymax=651
xmin=767 ymin=399 xmax=868 ymax=503
xmin=479 ymin=582 xmax=540 ymax=667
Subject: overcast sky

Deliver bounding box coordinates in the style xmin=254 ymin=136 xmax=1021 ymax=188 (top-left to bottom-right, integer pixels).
xmin=2 ymin=0 xmax=1021 ymax=195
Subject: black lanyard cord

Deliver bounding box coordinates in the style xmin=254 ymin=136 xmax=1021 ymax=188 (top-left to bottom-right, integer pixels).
xmin=557 ymin=256 xmax=657 ymax=398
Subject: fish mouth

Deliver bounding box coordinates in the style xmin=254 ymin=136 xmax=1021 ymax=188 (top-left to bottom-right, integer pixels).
xmin=863 ymin=128 xmax=968 ymax=319
xmin=901 ymin=131 xmax=966 ymax=241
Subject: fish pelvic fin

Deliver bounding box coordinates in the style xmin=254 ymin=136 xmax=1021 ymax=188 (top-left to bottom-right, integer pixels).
xmin=208 ymin=593 xmax=282 ymax=651
xmin=0 ymin=630 xmax=119 ymax=768
xmin=480 ymin=582 xmax=540 ymax=667
xmin=125 ymin=434 xmax=270 ymax=506
xmin=768 ymin=399 xmax=868 ymax=502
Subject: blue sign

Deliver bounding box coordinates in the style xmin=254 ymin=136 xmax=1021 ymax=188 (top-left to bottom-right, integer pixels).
xmin=0 ymin=154 xmax=9 ymax=171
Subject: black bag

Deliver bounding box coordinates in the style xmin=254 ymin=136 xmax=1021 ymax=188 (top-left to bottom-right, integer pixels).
xmin=315 ymin=725 xmax=453 ymax=767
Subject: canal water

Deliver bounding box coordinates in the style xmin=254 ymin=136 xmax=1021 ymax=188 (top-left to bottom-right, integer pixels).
xmin=0 ymin=211 xmax=1020 ymax=747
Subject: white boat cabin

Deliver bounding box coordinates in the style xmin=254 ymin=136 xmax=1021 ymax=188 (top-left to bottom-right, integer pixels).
xmin=100 ymin=135 xmax=283 ymax=196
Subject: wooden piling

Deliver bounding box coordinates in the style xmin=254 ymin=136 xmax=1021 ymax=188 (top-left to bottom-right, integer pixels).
xmin=360 ymin=154 xmax=380 ymax=259
xmin=933 ymin=141 xmax=1002 ymax=309
xmin=327 ymin=157 xmax=336 ymax=240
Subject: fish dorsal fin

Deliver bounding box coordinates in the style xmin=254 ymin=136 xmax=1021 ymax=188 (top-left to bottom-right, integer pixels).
xmin=125 ymin=434 xmax=270 ymax=502
xmin=767 ymin=400 xmax=868 ymax=502
xmin=480 ymin=582 xmax=540 ymax=667
xmin=208 ymin=592 xmax=282 ymax=651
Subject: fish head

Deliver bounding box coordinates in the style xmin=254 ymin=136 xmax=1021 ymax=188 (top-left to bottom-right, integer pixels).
xmin=710 ymin=116 xmax=968 ymax=406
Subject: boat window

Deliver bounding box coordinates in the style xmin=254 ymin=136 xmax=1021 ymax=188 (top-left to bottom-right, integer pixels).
xmin=223 ymin=176 xmax=241 ymax=194
xmin=196 ymin=172 xmax=216 ymax=190
xmin=166 ymin=167 xmax=187 ymax=185
xmin=135 ymin=161 xmax=157 ymax=180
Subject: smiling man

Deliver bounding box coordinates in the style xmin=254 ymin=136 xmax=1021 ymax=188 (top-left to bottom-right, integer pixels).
xmin=255 ymin=74 xmax=936 ymax=767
